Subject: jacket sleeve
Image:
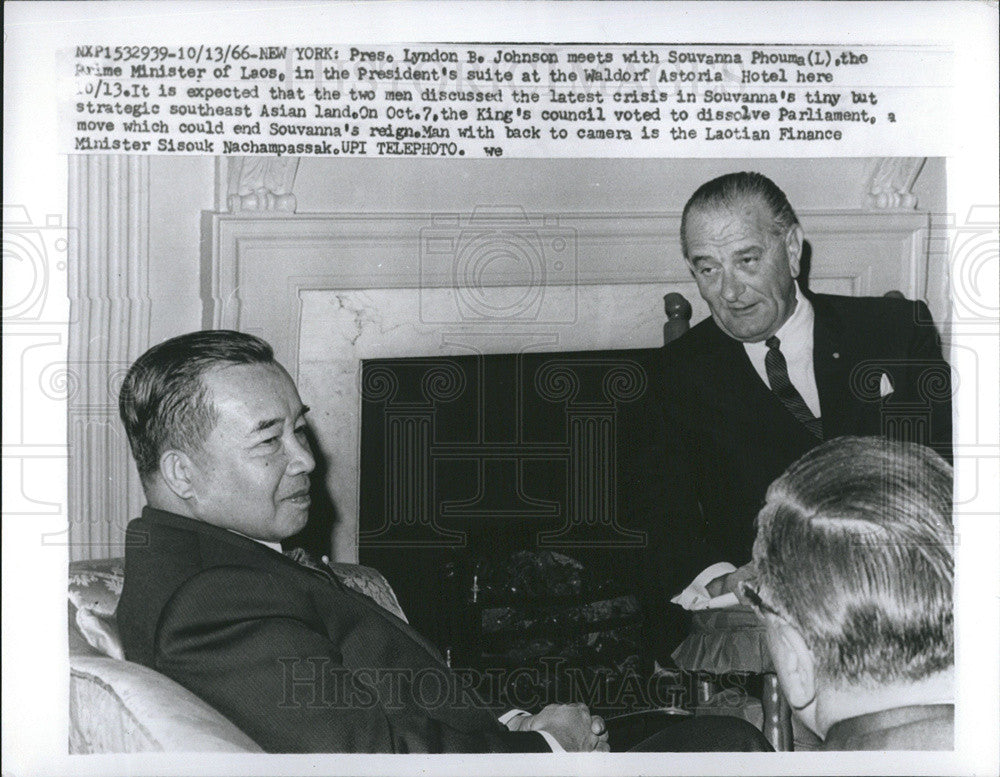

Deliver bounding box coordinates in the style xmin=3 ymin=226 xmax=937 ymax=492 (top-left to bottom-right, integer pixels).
xmin=154 ymin=566 xmax=548 ymax=753
xmin=617 ymin=354 xmax=711 ymax=659
xmin=658 ymin=350 xmax=726 ymax=580
xmin=906 ymin=300 xmax=953 ymax=463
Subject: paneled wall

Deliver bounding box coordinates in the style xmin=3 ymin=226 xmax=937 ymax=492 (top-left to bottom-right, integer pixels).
xmin=151 ymin=157 xmax=950 ymax=343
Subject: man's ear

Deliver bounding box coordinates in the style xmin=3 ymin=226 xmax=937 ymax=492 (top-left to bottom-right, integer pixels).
xmin=159 ymin=449 xmax=197 ymax=500
xmin=785 ymin=224 xmax=804 ymax=279
xmin=765 ymin=616 xmax=817 ymax=711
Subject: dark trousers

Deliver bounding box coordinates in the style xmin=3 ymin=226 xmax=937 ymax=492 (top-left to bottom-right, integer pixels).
xmin=609 ymin=711 xmax=773 ymax=752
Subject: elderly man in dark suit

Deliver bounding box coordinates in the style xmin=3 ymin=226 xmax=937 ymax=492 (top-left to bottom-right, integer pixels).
xmin=749 ymin=437 xmax=954 ymax=750
xmin=116 ymin=330 xmax=771 ymax=753
xmin=627 ymin=172 xmax=953 ymax=660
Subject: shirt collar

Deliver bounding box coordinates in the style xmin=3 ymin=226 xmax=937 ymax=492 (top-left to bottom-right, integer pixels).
xmin=228 ymin=529 xmax=283 ymax=554
xmin=778 ymin=284 xmax=814 ymax=347
xmin=745 ymin=285 xmax=814 ymax=353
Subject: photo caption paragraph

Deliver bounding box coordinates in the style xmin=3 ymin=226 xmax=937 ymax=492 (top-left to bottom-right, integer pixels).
xmin=62 ymin=43 xmax=951 ymax=157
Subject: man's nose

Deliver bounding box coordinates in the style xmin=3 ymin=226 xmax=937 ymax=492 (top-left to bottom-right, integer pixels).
xmin=286 ymin=434 xmax=316 ymax=476
xmin=720 ymin=270 xmax=745 ymax=302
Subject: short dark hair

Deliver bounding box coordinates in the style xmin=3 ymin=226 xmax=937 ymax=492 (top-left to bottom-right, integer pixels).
xmin=119 ymin=330 xmax=274 ymax=483
xmin=680 ymin=172 xmax=800 ymax=259
xmin=753 ymin=436 xmax=953 ymax=688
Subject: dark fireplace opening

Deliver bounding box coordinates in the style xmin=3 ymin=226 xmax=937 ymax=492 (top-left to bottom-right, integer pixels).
xmin=359 ymin=348 xmax=688 ymax=715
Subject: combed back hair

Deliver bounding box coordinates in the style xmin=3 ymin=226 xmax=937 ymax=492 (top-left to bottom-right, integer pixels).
xmin=119 ymin=330 xmax=275 ymax=483
xmin=752 ymin=436 xmax=953 ymax=688
xmin=680 ymin=172 xmax=800 ymax=259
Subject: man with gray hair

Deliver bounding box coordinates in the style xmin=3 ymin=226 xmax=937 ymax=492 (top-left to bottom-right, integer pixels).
xmin=626 ymin=171 xmax=953 ymax=661
xmin=748 ymin=436 xmax=954 ymax=750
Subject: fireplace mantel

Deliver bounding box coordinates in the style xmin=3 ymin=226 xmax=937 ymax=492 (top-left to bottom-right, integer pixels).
xmin=201 ymin=211 xmax=704 ymax=371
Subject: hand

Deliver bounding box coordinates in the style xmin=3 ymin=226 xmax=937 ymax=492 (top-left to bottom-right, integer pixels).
xmin=726 ymin=563 xmax=759 ymax=604
xmin=522 ymin=703 xmax=609 ymax=752
xmin=705 ymin=562 xmax=758 ymax=601
xmin=589 ymin=714 xmax=611 ymax=752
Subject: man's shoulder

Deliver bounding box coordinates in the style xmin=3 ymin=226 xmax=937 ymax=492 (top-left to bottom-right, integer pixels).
xmin=122 ymin=510 xmax=303 ymax=609
xmin=809 ymin=292 xmax=928 ymax=325
xmin=659 ymin=317 xmax=742 ymax=392
xmin=823 ymin=704 xmax=954 ymax=751
xmin=125 ymin=509 xmax=294 ymax=579
xmin=663 ymin=315 xmax=730 ymax=360
xmin=123 ymin=512 xmax=201 ymax=578
xmin=125 ymin=511 xmax=215 ymax=568
xmin=118 ymin=510 xmax=310 ymax=658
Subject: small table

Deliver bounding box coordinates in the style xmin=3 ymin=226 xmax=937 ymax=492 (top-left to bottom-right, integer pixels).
xmin=671 ymin=606 xmax=793 ymax=751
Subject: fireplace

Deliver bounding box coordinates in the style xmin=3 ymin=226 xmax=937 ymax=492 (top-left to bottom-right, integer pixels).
xmin=358 ymin=346 xmax=670 ymax=712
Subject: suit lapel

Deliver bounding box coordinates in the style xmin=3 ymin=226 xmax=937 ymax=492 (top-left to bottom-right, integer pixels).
xmin=272 ymin=543 xmax=450 ymax=669
xmin=700 ymin=320 xmax=807 ymax=432
xmin=701 ymin=320 xmax=766 ymax=395
xmin=313 ymin=570 xmax=494 ymax=731
xmin=334 ymin=576 xmax=450 ymax=667
xmin=277 ymin=554 xmax=489 ymax=729
xmin=141 ymin=510 xmax=493 ymax=735
xmin=811 ymin=295 xmax=855 ymax=438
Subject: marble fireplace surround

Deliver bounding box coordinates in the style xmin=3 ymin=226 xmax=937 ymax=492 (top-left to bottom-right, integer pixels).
xmin=200 ymin=209 xmax=928 ymax=562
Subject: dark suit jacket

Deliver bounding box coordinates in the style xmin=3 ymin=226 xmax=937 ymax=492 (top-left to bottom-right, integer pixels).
xmin=822 ymin=704 xmax=954 ymax=750
xmin=117 ymin=508 xmax=550 ymax=753
xmin=619 ymin=293 xmax=952 ymax=655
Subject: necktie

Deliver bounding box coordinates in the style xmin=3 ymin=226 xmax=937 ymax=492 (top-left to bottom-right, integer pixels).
xmin=764 ymin=336 xmax=822 ymax=439
xmin=285 ymin=546 xmax=342 ymax=587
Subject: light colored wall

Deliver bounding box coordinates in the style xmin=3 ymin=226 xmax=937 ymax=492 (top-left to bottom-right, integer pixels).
xmin=147 ymin=156 xmax=215 ymax=344
xmin=293 ymin=157 xmax=877 ymax=213
xmin=911 ymin=157 xmax=951 ymax=341
xmin=145 ymin=157 xmax=947 ymax=343
xmin=913 ymin=156 xmax=946 ymax=213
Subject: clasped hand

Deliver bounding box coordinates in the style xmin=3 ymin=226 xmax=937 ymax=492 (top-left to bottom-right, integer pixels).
xmin=508 ymin=702 xmax=610 ymax=752
xmin=705 ymin=561 xmax=758 ymax=603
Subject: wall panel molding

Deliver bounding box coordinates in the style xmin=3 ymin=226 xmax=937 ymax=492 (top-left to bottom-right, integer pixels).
xmin=68 ymin=156 xmax=150 ymax=561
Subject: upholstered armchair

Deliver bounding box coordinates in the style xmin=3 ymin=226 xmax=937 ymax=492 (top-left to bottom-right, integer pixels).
xmin=67 ymin=556 xmax=406 ymax=753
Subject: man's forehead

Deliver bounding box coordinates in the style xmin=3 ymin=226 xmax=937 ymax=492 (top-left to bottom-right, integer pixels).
xmin=686 ymin=200 xmax=775 ymax=251
xmin=203 ymin=362 xmax=302 ymax=421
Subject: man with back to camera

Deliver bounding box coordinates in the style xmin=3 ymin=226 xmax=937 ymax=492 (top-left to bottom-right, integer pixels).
xmin=619 ymin=171 xmax=953 ymax=661
xmin=748 ymin=436 xmax=954 ymax=750
xmin=115 ymin=329 xmax=772 ymax=753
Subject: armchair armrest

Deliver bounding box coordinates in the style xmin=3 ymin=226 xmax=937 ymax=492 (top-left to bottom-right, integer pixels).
xmin=70 ymin=654 xmax=263 ymax=753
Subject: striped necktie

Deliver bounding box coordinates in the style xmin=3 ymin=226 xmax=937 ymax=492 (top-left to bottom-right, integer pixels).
xmin=764 ymin=336 xmax=822 ymax=439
